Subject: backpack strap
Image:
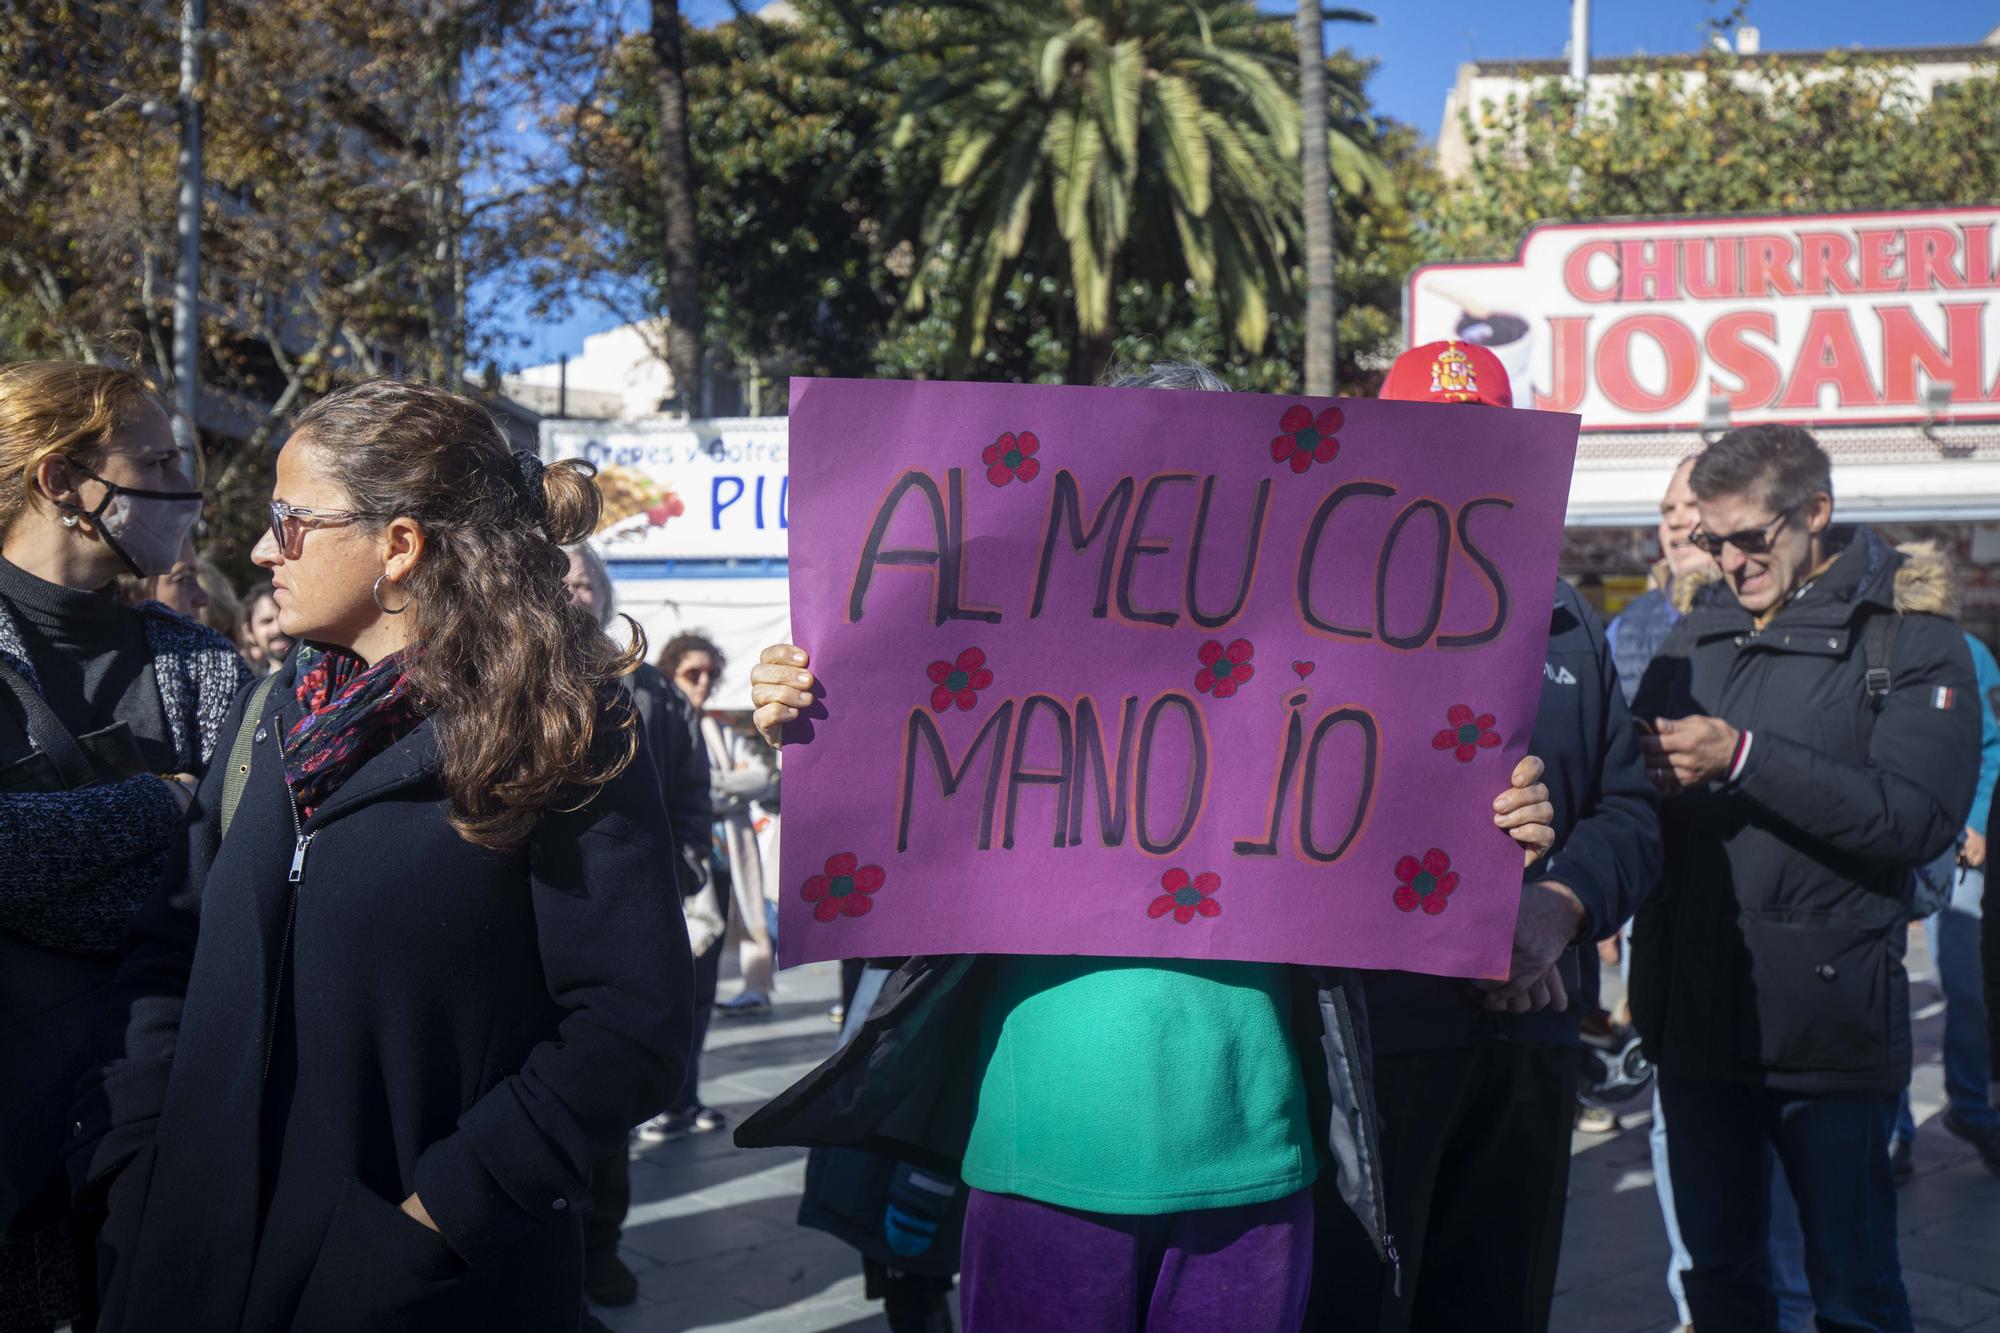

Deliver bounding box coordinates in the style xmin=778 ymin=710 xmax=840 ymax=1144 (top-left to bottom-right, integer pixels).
xmin=0 ymin=657 xmax=98 ymax=789
xmin=220 ymin=672 xmax=282 ymax=839
xmin=1859 ymin=608 xmax=1898 ymax=713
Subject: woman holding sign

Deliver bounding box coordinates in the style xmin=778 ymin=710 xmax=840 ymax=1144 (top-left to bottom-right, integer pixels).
xmin=735 ymin=364 xmax=1559 ymax=1333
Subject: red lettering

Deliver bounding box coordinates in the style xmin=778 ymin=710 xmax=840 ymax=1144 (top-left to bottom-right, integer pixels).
xmin=1744 ymin=235 xmax=1800 ymax=298
xmin=1778 ymin=308 xmax=1880 ymax=410
xmin=1967 ymin=223 xmax=1997 ymax=288
xmin=1857 ymin=229 xmax=1903 ymax=293
xmin=1595 ymin=314 xmax=1701 ymax=416
xmin=1619 ymin=239 xmax=1678 ymax=302
xmin=1878 ymin=303 xmax=1985 ymax=406
xmin=1563 ymin=241 xmax=1619 ymax=304
xmin=1704 ymin=311 xmax=1783 ymax=410
xmin=1683 ymin=239 xmax=1741 ymax=300
xmin=1905 ymin=226 xmax=1965 ymax=291
xmin=1799 ymin=232 xmax=1858 ymax=297
xmin=1535 ymin=317 xmax=1591 ymax=412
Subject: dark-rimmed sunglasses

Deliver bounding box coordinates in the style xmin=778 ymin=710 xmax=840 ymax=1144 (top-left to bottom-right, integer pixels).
xmin=267 ymin=499 xmax=386 ymax=552
xmin=1688 ymin=509 xmax=1794 ymax=558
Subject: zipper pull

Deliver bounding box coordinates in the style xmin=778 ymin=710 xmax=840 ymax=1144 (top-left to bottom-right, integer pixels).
xmin=1385 ymin=1235 xmax=1402 ymax=1297
xmin=289 ymin=833 xmax=314 ymax=883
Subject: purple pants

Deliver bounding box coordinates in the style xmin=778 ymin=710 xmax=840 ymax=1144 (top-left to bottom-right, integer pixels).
xmin=961 ymin=1186 xmax=1314 ymax=1333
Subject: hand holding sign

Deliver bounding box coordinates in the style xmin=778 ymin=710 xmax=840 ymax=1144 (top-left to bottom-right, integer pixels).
xmin=778 ymin=377 xmax=1578 ymax=976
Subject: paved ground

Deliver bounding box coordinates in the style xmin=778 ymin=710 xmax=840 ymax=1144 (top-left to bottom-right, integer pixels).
xmin=596 ymin=933 xmax=2000 ymax=1333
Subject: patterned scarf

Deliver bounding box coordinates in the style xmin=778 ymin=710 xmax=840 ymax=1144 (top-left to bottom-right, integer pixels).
xmin=283 ymin=648 xmax=422 ymax=817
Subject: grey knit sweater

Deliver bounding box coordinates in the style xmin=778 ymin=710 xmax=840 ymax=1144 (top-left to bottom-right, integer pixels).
xmin=0 ymin=598 xmax=252 ymax=955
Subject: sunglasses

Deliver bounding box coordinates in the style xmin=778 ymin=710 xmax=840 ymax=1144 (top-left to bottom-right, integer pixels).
xmin=1688 ymin=509 xmax=1794 ymax=558
xmin=677 ymin=665 xmax=717 ymax=682
xmin=267 ymin=499 xmax=385 ymax=552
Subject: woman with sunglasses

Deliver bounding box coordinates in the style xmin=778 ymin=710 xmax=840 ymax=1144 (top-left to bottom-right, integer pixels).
xmin=0 ymin=362 xmax=246 ymax=1332
xmin=73 ymin=380 xmax=692 ymax=1332
xmin=669 ymin=639 xmax=779 ymax=1020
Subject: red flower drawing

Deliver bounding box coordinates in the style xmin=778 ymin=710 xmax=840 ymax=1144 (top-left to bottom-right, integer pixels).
xmin=802 ymin=852 xmax=885 ymax=922
xmin=983 ymin=431 xmax=1041 ymax=486
xmin=1148 ymin=868 xmax=1222 ymax=923
xmin=1431 ymin=704 xmax=1502 ymax=763
xmin=1270 ymin=404 xmax=1344 ymax=475
xmin=926 ymin=648 xmax=995 ymax=712
xmin=1194 ymin=639 xmax=1256 ymax=698
xmin=1393 ymin=849 xmax=1460 ymax=916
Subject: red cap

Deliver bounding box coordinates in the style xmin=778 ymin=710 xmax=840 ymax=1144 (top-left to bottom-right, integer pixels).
xmin=1379 ymin=340 xmax=1512 ymax=409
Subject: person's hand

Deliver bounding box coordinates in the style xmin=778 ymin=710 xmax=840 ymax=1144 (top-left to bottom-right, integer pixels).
xmin=1475 ymin=879 xmax=1587 ymax=1012
xmin=157 ymin=773 xmax=197 ymax=813
xmin=1495 ymin=754 xmax=1555 ymax=868
xmin=1479 ymin=963 xmax=1569 ymax=1016
xmin=1597 ymin=932 xmax=1622 ymax=968
xmin=399 ymin=1192 xmax=439 ymax=1233
xmin=749 ymin=644 xmax=815 ymax=746
xmin=1961 ymin=828 xmax=1987 ymax=870
xmin=1641 ymin=714 xmax=1739 ymax=794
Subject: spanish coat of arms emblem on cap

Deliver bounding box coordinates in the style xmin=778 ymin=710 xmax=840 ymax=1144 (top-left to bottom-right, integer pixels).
xmin=1429 ymin=345 xmax=1477 ymax=401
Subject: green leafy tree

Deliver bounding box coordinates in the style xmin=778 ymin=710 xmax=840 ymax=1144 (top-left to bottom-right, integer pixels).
xmin=1427 ymin=48 xmax=2000 ymax=260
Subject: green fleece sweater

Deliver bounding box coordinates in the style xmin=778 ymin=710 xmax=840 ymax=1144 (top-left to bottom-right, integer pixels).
xmin=959 ymin=956 xmax=1318 ymax=1215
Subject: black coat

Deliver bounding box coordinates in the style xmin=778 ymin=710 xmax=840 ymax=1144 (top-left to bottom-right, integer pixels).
xmin=1629 ymin=529 xmax=1978 ymax=1095
xmin=735 ymin=956 xmax=1398 ymax=1268
xmin=1361 ymin=581 xmax=1661 ymax=1052
xmin=69 ymin=661 xmax=693 ymax=1332
xmin=625 ymin=662 xmax=712 ymax=898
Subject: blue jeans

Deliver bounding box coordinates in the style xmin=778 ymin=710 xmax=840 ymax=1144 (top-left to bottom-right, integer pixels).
xmin=1895 ymin=865 xmax=1996 ymax=1141
xmin=1659 ymin=1072 xmax=1910 ymax=1333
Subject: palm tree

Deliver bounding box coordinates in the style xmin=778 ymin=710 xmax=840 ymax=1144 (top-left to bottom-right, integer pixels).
xmin=1297 ymin=5 xmax=1378 ymax=395
xmin=867 ymin=0 xmax=1326 ymax=382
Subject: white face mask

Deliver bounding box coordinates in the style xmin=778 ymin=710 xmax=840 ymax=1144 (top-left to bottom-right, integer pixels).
xmin=74 ymin=466 xmax=204 ymax=577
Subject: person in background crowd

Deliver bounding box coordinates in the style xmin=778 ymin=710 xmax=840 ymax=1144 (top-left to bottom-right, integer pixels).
xmin=1889 ymin=628 xmax=2000 ymax=1178
xmin=564 ymin=542 xmax=715 ymax=1309
xmin=1315 ymin=341 xmax=1662 ymax=1333
xmin=1606 ymin=454 xmax=1811 ymax=1333
xmin=115 ymin=533 xmax=208 ymax=620
xmin=1632 ymin=425 xmax=1978 ymax=1333
xmin=0 ymin=361 xmax=247 ymax=1332
xmin=239 ymin=581 xmax=293 ymax=674
xmin=641 ymin=632 xmax=742 ymax=1137
xmin=193 ymin=555 xmax=243 ymax=644
xmin=667 ymin=632 xmax=780 ymax=1017
xmin=71 ymin=380 xmax=692 ymax=1332
xmin=735 ymin=361 xmax=1562 ymax=1333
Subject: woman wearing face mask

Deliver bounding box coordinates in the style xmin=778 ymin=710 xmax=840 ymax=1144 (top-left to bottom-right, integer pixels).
xmin=72 ymin=380 xmax=693 ymax=1332
xmin=0 ymin=362 xmax=249 ymax=1332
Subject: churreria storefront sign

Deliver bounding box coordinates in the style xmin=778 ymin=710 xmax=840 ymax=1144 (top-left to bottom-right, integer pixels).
xmin=1407 ymin=206 xmax=2000 ymax=432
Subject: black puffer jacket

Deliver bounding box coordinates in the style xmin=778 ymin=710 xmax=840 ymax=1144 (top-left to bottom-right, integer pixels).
xmin=1630 ymin=529 xmax=1978 ymax=1095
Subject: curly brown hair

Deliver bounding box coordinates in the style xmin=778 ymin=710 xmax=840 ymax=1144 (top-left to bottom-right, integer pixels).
xmin=291 ymin=380 xmax=641 ymax=850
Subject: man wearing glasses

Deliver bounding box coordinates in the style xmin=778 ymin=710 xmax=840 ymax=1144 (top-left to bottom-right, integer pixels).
xmin=1630 ymin=425 xmax=1979 ymax=1332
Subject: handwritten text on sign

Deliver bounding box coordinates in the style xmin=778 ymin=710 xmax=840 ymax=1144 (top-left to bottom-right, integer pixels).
xmin=779 ymin=379 xmax=1578 ymax=976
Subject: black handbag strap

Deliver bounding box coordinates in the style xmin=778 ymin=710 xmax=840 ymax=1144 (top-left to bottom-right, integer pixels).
xmin=0 ymin=658 xmax=98 ymax=789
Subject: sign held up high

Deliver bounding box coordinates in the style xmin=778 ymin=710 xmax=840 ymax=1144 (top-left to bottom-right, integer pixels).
xmin=778 ymin=378 xmax=1580 ymax=979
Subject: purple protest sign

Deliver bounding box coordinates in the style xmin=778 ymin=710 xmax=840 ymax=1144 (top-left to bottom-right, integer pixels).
xmin=778 ymin=377 xmax=1578 ymax=978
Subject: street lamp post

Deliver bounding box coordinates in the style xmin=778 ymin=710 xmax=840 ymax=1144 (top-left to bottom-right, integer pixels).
xmin=171 ymin=0 xmax=206 ymax=482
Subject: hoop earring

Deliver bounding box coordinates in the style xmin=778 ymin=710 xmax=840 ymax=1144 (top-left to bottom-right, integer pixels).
xmin=372 ymin=574 xmax=410 ymax=615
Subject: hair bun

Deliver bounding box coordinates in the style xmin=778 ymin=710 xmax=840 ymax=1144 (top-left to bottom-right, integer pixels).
xmin=539 ymin=458 xmax=601 ymax=547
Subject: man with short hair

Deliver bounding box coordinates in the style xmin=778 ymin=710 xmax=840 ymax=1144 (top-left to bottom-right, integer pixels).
xmin=1632 ymin=425 xmax=1979 ymax=1333
xmin=1606 ymin=455 xmax=1709 ymax=707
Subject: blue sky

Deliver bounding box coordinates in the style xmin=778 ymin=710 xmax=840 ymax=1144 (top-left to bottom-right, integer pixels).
xmin=494 ymin=0 xmax=1996 ymax=372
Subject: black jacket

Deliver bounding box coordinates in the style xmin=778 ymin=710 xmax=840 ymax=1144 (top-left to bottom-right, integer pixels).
xmin=70 ymin=661 xmax=694 ymax=1332
xmin=736 ymin=957 xmax=1395 ymax=1266
xmin=1362 ymin=581 xmax=1661 ymax=1052
xmin=1629 ymin=529 xmax=1978 ymax=1095
xmin=626 ymin=662 xmax=712 ymax=898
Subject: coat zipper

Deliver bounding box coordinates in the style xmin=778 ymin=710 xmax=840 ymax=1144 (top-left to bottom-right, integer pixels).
xmin=262 ymin=756 xmax=314 ymax=1084
xmin=1328 ymin=986 xmax=1400 ymax=1293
